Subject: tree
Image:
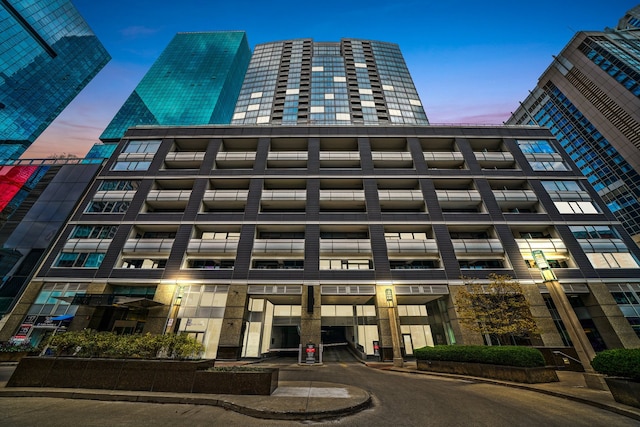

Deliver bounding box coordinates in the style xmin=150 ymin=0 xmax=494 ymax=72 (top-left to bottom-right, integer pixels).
xmin=454 ymin=273 xmax=539 ymax=345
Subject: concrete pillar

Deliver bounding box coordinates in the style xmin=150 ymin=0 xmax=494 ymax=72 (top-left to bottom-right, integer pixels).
xmin=585 ymin=282 xmax=640 ymax=349
xmin=143 ymin=282 xmax=174 ymax=334
xmin=217 ymin=284 xmax=250 ymax=359
xmin=447 ymin=286 xmax=484 ymax=346
xmin=520 ymin=283 xmax=565 ymax=347
xmin=300 ymin=285 xmax=321 ymax=347
xmin=0 ymin=280 xmax=44 ymax=341
xmin=374 ymin=286 xmax=395 ymax=361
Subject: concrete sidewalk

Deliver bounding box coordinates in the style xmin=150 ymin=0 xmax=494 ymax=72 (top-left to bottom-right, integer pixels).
xmin=2 ymin=361 xmax=640 ymax=422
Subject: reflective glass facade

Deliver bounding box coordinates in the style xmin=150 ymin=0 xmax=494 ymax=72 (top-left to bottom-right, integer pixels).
xmin=232 ymin=39 xmax=429 ymax=125
xmin=508 ymin=17 xmax=640 ymax=243
xmin=100 ymin=32 xmax=251 ymax=141
xmin=0 ymin=0 xmax=110 ymax=158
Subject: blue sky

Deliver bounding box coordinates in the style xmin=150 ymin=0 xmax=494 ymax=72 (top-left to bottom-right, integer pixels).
xmin=24 ymin=0 xmax=638 ymax=157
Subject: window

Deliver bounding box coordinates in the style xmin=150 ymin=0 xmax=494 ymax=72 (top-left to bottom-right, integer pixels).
xmin=384 ymin=232 xmax=428 ymax=239
xmin=530 ymin=161 xmax=568 ymax=171
xmin=121 ymin=258 xmax=167 ymax=269
xmin=554 ymin=201 xmax=598 ymax=214
xmin=135 ymin=231 xmax=176 ymax=239
xmin=98 ymin=180 xmax=139 ymax=191
xmin=252 ymin=260 xmax=303 ymax=269
xmin=390 ymin=260 xmax=439 ymax=269
xmin=122 ymin=140 xmax=161 ymax=154
xmin=459 ymin=259 xmax=504 ymax=269
xmin=517 ymin=140 xmax=557 ymax=154
xmin=586 ymin=253 xmax=639 ymax=268
xmin=112 ymin=161 xmax=152 ymax=171
xmin=525 ymin=259 xmax=568 ymax=268
xmin=320 ymin=259 xmax=372 ymax=270
xmin=55 ymin=252 xmax=105 ymax=268
xmin=201 ymin=231 xmax=241 ymax=240
xmin=542 ymin=181 xmax=583 ymax=192
xmin=570 ymin=225 xmax=619 ymax=239
xmin=85 ymin=201 xmax=130 ymax=213
xmin=187 ymin=259 xmax=235 ymax=269
xmin=70 ymin=225 xmax=117 ymax=239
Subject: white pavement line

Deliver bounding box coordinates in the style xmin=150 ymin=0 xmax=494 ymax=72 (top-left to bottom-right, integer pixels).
xmin=273 ymin=387 xmax=351 ymax=398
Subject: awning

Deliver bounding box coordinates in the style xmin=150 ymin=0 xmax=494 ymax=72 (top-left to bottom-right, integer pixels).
xmin=113 ymin=297 xmax=164 ymax=309
xmin=51 ymin=314 xmax=74 ymax=321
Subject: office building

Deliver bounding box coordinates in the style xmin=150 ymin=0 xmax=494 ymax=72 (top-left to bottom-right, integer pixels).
xmin=507 ymin=6 xmax=640 ymax=245
xmin=3 ymin=37 xmax=640 ymax=360
xmin=0 ymin=0 xmax=110 ymax=159
xmin=100 ymin=32 xmax=251 ymax=142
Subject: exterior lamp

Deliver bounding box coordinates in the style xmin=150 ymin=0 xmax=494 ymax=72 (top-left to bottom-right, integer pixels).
xmin=385 ymin=288 xmax=394 ymax=307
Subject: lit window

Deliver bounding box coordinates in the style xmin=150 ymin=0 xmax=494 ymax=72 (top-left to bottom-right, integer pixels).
xmin=312 ymin=66 xmax=324 ymax=72
xmin=232 ymin=112 xmax=246 ymax=120
xmin=554 ymin=201 xmax=599 ymax=214
xmin=359 ymin=88 xmax=373 ymax=95
xmin=247 ymin=104 xmax=260 ymax=111
xmin=355 ymin=63 xmax=367 ymax=68
xmin=361 ymin=101 xmax=375 ymax=107
xmin=335 ymin=113 xmax=350 ymax=121
xmin=310 ymin=106 xmax=325 ymax=113
xmin=324 ymin=93 xmax=334 ymax=100
xmin=286 ymin=88 xmax=299 ymax=95
xmin=250 ymin=92 xmax=263 ymax=98
xmin=383 ymin=85 xmax=394 ymax=91
xmin=389 ymin=109 xmax=402 ymax=116
xmin=256 ymin=116 xmax=270 ymax=124
xmin=333 ymin=76 xmax=346 ymax=83
xmin=587 ymin=253 xmax=639 ymax=268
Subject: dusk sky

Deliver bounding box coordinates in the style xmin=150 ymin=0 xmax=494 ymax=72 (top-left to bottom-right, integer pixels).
xmin=23 ymin=0 xmax=638 ymax=158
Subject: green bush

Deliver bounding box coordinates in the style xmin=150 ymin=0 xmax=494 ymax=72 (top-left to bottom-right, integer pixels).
xmin=48 ymin=330 xmax=204 ymax=359
xmin=413 ymin=345 xmax=546 ymax=368
xmin=591 ymin=348 xmax=640 ymax=381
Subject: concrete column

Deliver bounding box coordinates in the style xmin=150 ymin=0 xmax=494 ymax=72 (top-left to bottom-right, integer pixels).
xmin=447 ymin=286 xmax=484 ymax=346
xmin=143 ymin=282 xmax=174 ymax=334
xmin=585 ymin=282 xmax=640 ymax=349
xmin=217 ymin=284 xmax=249 ymax=359
xmin=0 ymin=280 xmax=45 ymax=341
xmin=300 ymin=285 xmax=321 ymax=347
xmin=374 ymin=286 xmax=394 ymax=361
xmin=520 ymin=283 xmax=565 ymax=347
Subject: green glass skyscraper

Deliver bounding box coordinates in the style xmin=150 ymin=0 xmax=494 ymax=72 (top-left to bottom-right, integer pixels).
xmin=100 ymin=31 xmax=251 ymax=141
xmin=0 ymin=0 xmax=110 ymax=160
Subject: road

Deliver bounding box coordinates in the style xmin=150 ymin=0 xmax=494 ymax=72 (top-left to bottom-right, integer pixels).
xmin=0 ymin=360 xmax=638 ymax=427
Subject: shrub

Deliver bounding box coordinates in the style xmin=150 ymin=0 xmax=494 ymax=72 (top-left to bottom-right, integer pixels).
xmin=0 ymin=342 xmax=36 ymax=353
xmin=413 ymin=345 xmax=546 ymax=368
xmin=591 ymin=348 xmax=640 ymax=381
xmin=48 ymin=330 xmax=204 ymax=359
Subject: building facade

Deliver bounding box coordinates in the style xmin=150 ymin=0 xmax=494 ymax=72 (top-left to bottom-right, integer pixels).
xmin=3 ymin=124 xmax=640 ymax=359
xmin=0 ymin=0 xmax=110 ymax=159
xmin=507 ymin=6 xmax=640 ymax=245
xmin=100 ymin=31 xmax=251 ymax=142
xmin=231 ymin=39 xmax=428 ymax=126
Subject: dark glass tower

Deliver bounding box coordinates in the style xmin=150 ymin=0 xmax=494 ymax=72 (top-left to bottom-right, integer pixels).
xmin=507 ymin=6 xmax=640 ymax=244
xmin=0 ymin=0 xmax=110 ymax=159
xmin=100 ymin=32 xmax=251 ymax=141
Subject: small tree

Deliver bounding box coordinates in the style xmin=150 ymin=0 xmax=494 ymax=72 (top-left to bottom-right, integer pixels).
xmin=454 ymin=273 xmax=539 ymax=345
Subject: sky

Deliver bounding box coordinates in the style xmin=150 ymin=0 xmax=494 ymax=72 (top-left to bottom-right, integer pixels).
xmin=22 ymin=0 xmax=639 ymax=158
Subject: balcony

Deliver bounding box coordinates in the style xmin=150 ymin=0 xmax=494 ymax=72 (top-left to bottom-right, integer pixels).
xmin=261 ymin=189 xmax=306 ymax=212
xmin=123 ymin=238 xmax=174 ymax=254
xmin=203 ymin=190 xmax=248 ymax=212
xmin=515 ymin=238 xmax=567 ymax=253
xmin=214 ymin=152 xmax=256 ymax=169
xmin=63 ymin=239 xmax=112 ymax=253
xmin=92 ymin=190 xmax=136 ymax=202
xmin=474 ymin=152 xmax=516 ymax=169
xmin=252 ymin=239 xmax=305 ymax=255
xmin=423 ymin=152 xmax=464 ymax=168
xmin=371 ymin=152 xmax=413 ymax=168
xmin=452 ymin=239 xmax=503 ymax=254
xmin=267 ymin=152 xmax=307 ymax=168
xmin=163 ymin=152 xmax=205 ymax=169
xmin=378 ymin=189 xmax=425 ymax=212
xmin=385 ymin=239 xmax=438 ymax=255
xmin=319 ymin=151 xmax=360 ymax=168
xmin=320 ymin=239 xmax=371 ymax=255
xmin=187 ymin=239 xmax=239 ymax=255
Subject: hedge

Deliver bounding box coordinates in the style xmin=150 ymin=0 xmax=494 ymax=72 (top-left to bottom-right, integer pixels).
xmin=413 ymin=345 xmax=546 ymax=368
xmin=48 ymin=330 xmax=204 ymax=359
xmin=591 ymin=348 xmax=640 ymax=381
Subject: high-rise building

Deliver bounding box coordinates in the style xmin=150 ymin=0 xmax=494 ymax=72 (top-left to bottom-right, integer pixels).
xmin=507 ymin=6 xmax=640 ymax=245
xmin=0 ymin=0 xmax=110 ymax=159
xmin=231 ymin=39 xmax=428 ymax=126
xmin=3 ymin=36 xmax=640 ymax=360
xmin=100 ymin=31 xmax=251 ymax=142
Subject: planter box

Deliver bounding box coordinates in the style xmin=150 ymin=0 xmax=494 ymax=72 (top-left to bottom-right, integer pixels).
xmin=7 ymin=357 xmax=278 ymax=395
xmin=192 ymin=369 xmax=279 ymax=395
xmin=7 ymin=357 xmax=215 ymax=392
xmin=417 ymin=359 xmax=558 ymax=384
xmin=604 ymin=377 xmax=640 ymax=409
xmin=0 ymin=352 xmax=31 ymax=362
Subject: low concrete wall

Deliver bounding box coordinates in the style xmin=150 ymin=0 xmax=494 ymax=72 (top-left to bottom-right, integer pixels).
xmin=604 ymin=377 xmax=640 ymax=408
xmin=417 ymin=359 xmax=559 ymax=383
xmin=7 ymin=357 xmax=279 ymax=395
